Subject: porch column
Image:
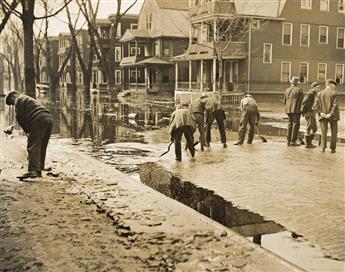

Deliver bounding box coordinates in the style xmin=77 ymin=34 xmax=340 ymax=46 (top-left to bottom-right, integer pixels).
xmin=213 ymin=58 xmax=216 ymax=93
xmin=189 ymin=60 xmax=192 ymax=90
xmin=200 ymin=60 xmax=203 ymax=91
xmin=128 ymin=43 xmax=131 ymax=56
xmin=135 ymin=40 xmax=138 ymax=57
xmin=135 ymin=67 xmax=138 ymax=90
xmin=189 ymin=25 xmax=193 ymax=45
xmin=175 ymin=62 xmax=178 ymax=91
xmin=144 ymin=66 xmax=148 ymax=91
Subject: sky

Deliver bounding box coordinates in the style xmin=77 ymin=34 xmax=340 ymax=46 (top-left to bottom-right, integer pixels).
xmin=34 ymin=0 xmax=144 ymax=36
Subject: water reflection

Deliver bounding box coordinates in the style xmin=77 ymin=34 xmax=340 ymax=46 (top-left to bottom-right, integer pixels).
xmin=139 ymin=163 xmax=284 ymax=243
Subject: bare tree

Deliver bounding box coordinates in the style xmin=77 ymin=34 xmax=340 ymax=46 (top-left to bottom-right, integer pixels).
xmin=65 ymin=1 xmax=96 ymax=139
xmin=1 ymin=0 xmax=72 ymax=98
xmin=0 ymin=21 xmax=23 ymax=92
xmin=77 ymin=0 xmax=137 ymax=104
xmin=0 ymin=0 xmax=18 ymax=34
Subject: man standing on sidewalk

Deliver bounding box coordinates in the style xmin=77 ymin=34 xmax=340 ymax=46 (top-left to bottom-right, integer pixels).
xmin=234 ymin=93 xmax=260 ymax=145
xmin=314 ymin=79 xmax=340 ymax=153
xmin=190 ymin=93 xmax=208 ymax=151
xmin=4 ymin=91 xmax=53 ymax=179
xmin=283 ymin=76 xmax=304 ymax=146
xmin=169 ymin=103 xmax=196 ymax=161
xmin=205 ymin=96 xmax=227 ymax=148
xmin=301 ymin=82 xmax=320 ymax=148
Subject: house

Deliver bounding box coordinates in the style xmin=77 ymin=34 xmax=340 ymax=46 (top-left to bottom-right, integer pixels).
xmin=174 ymin=0 xmax=345 ymax=105
xmin=119 ymin=0 xmax=190 ymax=99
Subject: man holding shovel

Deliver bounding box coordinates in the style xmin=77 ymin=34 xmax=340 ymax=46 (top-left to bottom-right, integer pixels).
xmin=4 ymin=91 xmax=53 ymax=180
xmin=234 ymin=93 xmax=261 ymax=145
xmin=168 ymin=103 xmax=197 ymax=161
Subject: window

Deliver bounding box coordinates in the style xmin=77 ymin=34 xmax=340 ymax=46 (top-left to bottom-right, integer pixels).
xmin=130 ymin=46 xmax=141 ymax=56
xmin=281 ymin=61 xmax=291 ymax=83
xmin=92 ymin=70 xmax=98 ymax=83
xmin=319 ymin=26 xmax=328 ymax=44
xmin=131 ymin=23 xmax=138 ymax=29
xmin=301 ymin=0 xmax=312 ymax=9
xmin=146 ymin=13 xmax=152 ymax=30
xmin=300 ymin=24 xmax=310 ymax=46
xmin=335 ymin=64 xmax=344 ymax=84
xmin=299 ymin=62 xmax=309 ymax=83
xmin=92 ymin=54 xmax=98 ymax=62
xmin=282 ymin=23 xmax=292 ymax=45
xmin=162 ymin=40 xmax=170 ymax=57
xmin=317 ymin=63 xmax=327 ymax=80
xmin=116 ymin=23 xmax=121 ymax=38
xmin=115 ymin=47 xmax=122 ymax=62
xmin=252 ymin=20 xmax=260 ymax=29
xmin=200 ymin=24 xmax=209 ymax=43
xmin=102 ymin=72 xmax=107 ymax=83
xmin=337 ymin=27 xmax=345 ymax=48
xmin=263 ymin=43 xmax=272 ymax=64
xmin=339 ymin=0 xmax=345 ymax=12
xmin=320 ymin=0 xmax=329 ymax=11
xmin=115 ymin=70 xmax=121 ymax=85
xmin=78 ymin=72 xmax=83 ymax=84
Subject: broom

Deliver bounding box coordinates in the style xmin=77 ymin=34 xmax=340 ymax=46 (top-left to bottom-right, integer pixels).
xmin=256 ymin=127 xmax=267 ymax=143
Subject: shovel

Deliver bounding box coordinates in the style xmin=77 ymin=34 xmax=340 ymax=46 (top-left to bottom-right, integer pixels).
xmin=256 ymin=127 xmax=267 ymax=143
xmin=159 ymin=141 xmax=199 ymax=158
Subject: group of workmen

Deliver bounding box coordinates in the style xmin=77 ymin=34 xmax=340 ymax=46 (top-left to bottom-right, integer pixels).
xmin=169 ymin=77 xmax=340 ymax=161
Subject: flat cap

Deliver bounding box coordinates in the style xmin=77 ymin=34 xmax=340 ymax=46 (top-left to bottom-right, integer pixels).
xmin=326 ymin=79 xmax=337 ymax=86
xmin=310 ymin=82 xmax=320 ymax=88
xmin=5 ymin=91 xmax=19 ymax=105
xmin=289 ymin=76 xmax=300 ymax=84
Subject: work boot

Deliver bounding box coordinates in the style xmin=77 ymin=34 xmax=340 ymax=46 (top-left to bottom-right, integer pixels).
xmin=223 ymin=143 xmax=227 ymax=148
xmin=305 ymin=135 xmax=316 ymax=148
xmin=17 ymin=171 xmax=41 ymax=180
xmin=234 ymin=141 xmax=243 ymax=145
xmin=205 ymin=142 xmax=210 ymax=147
xmin=289 ymin=142 xmax=301 ymax=146
xmin=331 ymin=149 xmax=336 ymax=153
xmin=320 ymin=148 xmax=325 ymax=153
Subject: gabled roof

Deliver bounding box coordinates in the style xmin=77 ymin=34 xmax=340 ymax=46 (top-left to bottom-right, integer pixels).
xmin=137 ymin=56 xmax=172 ymax=65
xmin=120 ymin=29 xmax=150 ymax=42
xmin=234 ymin=0 xmax=286 ymax=18
xmin=96 ymin=18 xmax=111 ymax=25
xmin=156 ymin=0 xmax=189 ymax=10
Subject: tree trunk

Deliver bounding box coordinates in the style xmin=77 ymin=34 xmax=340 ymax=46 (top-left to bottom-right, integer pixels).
xmin=22 ymin=0 xmax=36 ymax=98
xmin=34 ymin=47 xmax=40 ymax=84
xmin=70 ymin=45 xmax=78 ymax=138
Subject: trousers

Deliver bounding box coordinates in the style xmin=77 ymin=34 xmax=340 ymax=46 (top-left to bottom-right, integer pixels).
xmin=287 ymin=113 xmax=301 ymax=143
xmin=206 ymin=109 xmax=226 ymax=144
xmin=238 ymin=111 xmax=256 ymax=144
xmin=173 ymin=126 xmax=195 ymax=161
xmin=319 ymin=119 xmax=338 ymax=150
xmin=304 ymin=111 xmax=317 ymax=135
xmin=27 ymin=114 xmax=53 ymax=172
xmin=193 ymin=113 xmax=206 ymax=148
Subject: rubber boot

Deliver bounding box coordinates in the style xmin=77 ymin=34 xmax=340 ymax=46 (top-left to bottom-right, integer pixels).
xmin=305 ymin=134 xmax=316 ymax=148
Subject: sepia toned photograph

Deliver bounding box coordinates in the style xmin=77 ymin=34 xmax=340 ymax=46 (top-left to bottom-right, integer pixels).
xmin=0 ymin=0 xmax=344 ymax=271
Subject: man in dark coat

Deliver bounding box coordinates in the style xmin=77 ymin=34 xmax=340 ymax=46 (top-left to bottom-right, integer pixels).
xmin=234 ymin=94 xmax=260 ymax=145
xmin=5 ymin=91 xmax=53 ymax=179
xmin=205 ymin=96 xmax=227 ymax=148
xmin=190 ymin=93 xmax=208 ymax=151
xmin=301 ymin=82 xmax=320 ymax=148
xmin=169 ymin=104 xmax=197 ymax=161
xmin=283 ymin=76 xmax=304 ymax=146
xmin=314 ymin=79 xmax=340 ymax=153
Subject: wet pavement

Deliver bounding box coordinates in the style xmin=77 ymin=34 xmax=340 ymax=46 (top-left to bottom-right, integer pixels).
xmin=0 ymin=132 xmax=300 ymax=271
xmin=140 ymin=127 xmax=345 ymax=268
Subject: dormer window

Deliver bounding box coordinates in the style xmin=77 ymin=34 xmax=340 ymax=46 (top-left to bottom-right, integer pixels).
xmin=301 ymin=0 xmax=312 ymax=9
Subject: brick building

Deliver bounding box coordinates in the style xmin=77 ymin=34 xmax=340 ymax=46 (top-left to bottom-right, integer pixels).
xmin=174 ymin=0 xmax=345 ymax=105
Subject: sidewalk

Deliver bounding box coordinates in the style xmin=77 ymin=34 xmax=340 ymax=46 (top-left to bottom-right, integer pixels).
xmin=140 ymin=128 xmax=345 ymax=268
xmin=0 ymin=133 xmax=300 ymax=271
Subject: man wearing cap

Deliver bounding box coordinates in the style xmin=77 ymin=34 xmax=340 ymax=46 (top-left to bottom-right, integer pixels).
xmin=205 ymin=96 xmax=227 ymax=148
xmin=314 ymin=79 xmax=340 ymax=153
xmin=301 ymin=82 xmax=320 ymax=148
xmin=169 ymin=103 xmax=196 ymax=161
xmin=4 ymin=91 xmax=53 ymax=179
xmin=234 ymin=93 xmax=260 ymax=145
xmin=283 ymin=76 xmax=304 ymax=146
xmin=190 ymin=93 xmax=208 ymax=151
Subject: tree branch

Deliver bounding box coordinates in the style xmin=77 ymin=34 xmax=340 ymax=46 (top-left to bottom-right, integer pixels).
xmin=34 ymin=0 xmax=72 ymax=20
xmin=119 ymin=0 xmax=138 ymax=19
xmin=0 ymin=0 xmax=19 ymax=33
